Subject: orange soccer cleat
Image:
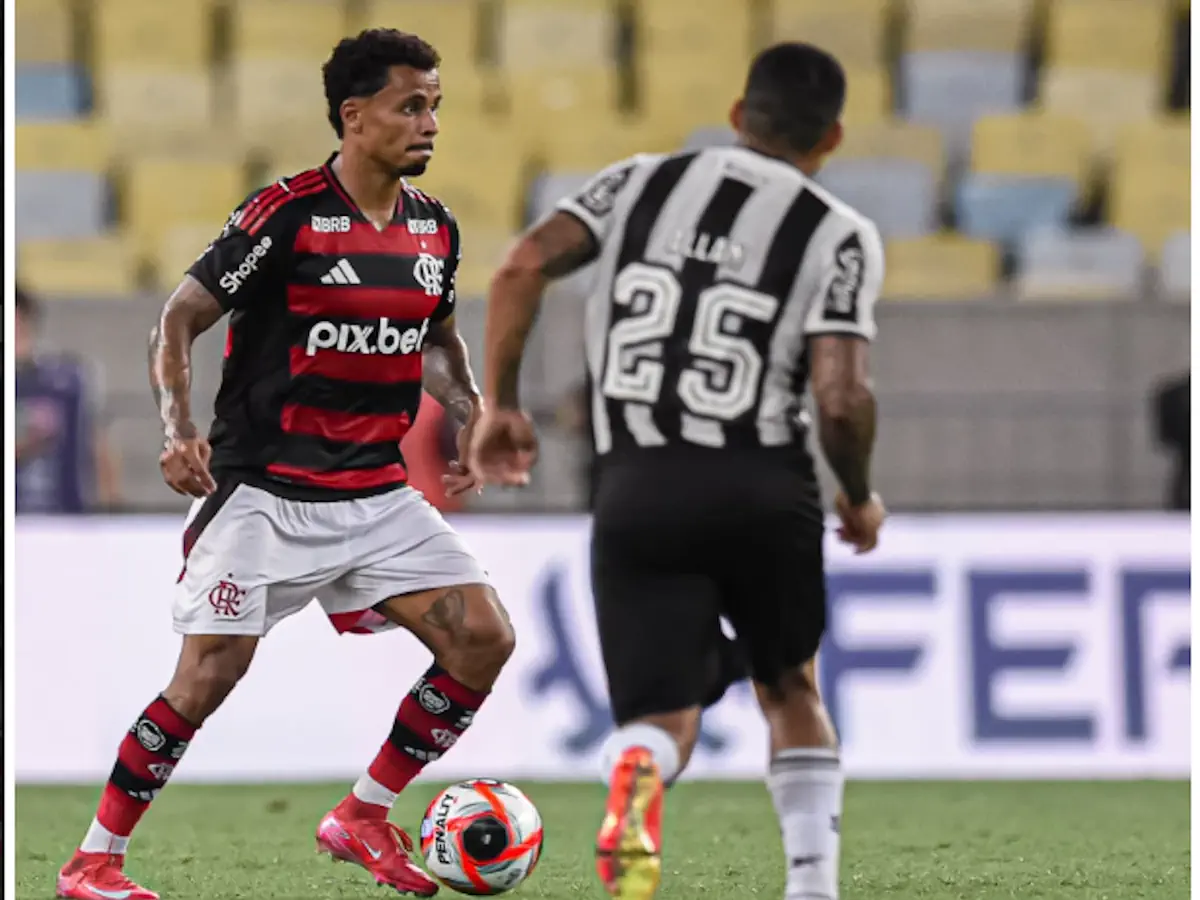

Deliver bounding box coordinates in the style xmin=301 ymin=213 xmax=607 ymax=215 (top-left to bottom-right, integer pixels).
xmin=56 ymin=851 xmax=159 ymax=900
xmin=595 ymin=746 xmax=664 ymax=899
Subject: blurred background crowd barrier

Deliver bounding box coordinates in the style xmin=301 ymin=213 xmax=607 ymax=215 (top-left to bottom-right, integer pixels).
xmin=14 ymin=0 xmax=1192 ymax=514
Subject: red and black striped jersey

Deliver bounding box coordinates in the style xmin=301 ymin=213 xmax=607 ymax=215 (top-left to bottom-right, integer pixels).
xmin=187 ymin=153 xmax=460 ymax=500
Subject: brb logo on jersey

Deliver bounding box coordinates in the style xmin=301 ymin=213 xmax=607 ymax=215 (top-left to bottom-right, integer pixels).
xmin=305 ymin=317 xmax=430 ymax=357
xmin=219 ymin=236 xmax=273 ymax=295
xmin=413 ymin=253 xmax=445 ymax=297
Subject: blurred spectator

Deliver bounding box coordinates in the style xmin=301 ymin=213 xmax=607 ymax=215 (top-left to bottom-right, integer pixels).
xmin=401 ymin=393 xmax=464 ymax=513
xmin=1153 ymin=372 xmax=1190 ymax=511
xmin=15 ymin=286 xmax=120 ymax=513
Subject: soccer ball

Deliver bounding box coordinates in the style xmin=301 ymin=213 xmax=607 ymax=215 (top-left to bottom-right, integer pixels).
xmin=419 ymin=779 xmax=544 ymax=895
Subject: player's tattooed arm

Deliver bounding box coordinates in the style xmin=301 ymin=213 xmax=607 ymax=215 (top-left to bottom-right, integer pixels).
xmin=809 ymin=334 xmax=877 ymax=507
xmin=423 ymin=316 xmax=482 ymax=428
xmin=484 ymin=212 xmax=597 ymax=407
xmin=148 ymin=276 xmax=225 ymax=438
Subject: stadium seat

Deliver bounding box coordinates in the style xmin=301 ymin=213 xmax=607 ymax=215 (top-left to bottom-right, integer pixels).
xmin=637 ymin=50 xmax=745 ymax=141
xmin=955 ymin=174 xmax=1078 ymax=243
xmin=771 ymin=0 xmax=890 ymax=69
xmin=16 ymin=171 xmax=109 ymax=241
xmin=970 ymin=112 xmax=1092 ymax=185
xmin=15 ymin=64 xmax=86 ymax=118
xmin=1115 ymin=116 xmax=1191 ymax=171
xmin=882 ymin=235 xmax=1001 ymax=299
xmin=122 ymin=159 xmax=247 ymax=250
xmin=453 ymin=229 xmax=516 ymax=298
xmin=1109 ymin=117 xmax=1190 ymax=257
xmin=536 ymin=114 xmax=658 ymax=172
xmin=499 ymin=0 xmax=614 ymax=72
xmin=416 ymin=116 xmax=527 ymax=231
xmin=16 ymin=120 xmax=111 ymax=171
xmin=504 ymin=68 xmax=622 ymax=149
xmin=683 ymin=127 xmax=736 ymax=151
xmin=231 ymin=60 xmax=339 ymax=152
xmin=97 ymin=70 xmax=222 ymax=155
xmin=1038 ymin=69 xmax=1160 ymax=154
xmin=92 ymin=0 xmax=212 ymax=73
xmin=15 ymin=0 xmax=73 ymax=65
xmin=837 ymin=120 xmax=946 ymax=177
xmin=357 ymin=0 xmax=480 ymax=73
xmin=907 ymin=0 xmax=1036 ymax=54
xmin=152 ymin=224 xmax=224 ymax=291
xmin=842 ymin=67 xmax=891 ymax=125
xmin=18 ymin=236 xmax=140 ymax=298
xmin=1045 ymin=0 xmax=1172 ymax=74
xmin=900 ymin=51 xmax=1024 ymax=160
xmin=230 ymin=0 xmax=347 ymax=61
xmin=1158 ymin=231 xmax=1190 ymax=302
xmin=1015 ymin=227 xmax=1146 ymax=300
xmin=817 ymin=160 xmax=938 ymax=239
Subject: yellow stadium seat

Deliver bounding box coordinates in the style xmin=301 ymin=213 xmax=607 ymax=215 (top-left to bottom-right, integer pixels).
xmin=906 ymin=0 xmax=1036 ymax=54
xmin=230 ymin=0 xmax=347 ymax=62
xmin=838 ymin=120 xmax=946 ymax=176
xmin=1110 ymin=120 xmax=1190 ymax=257
xmin=537 ymin=115 xmax=665 ymax=171
xmin=883 ymin=235 xmax=1001 ymax=299
xmin=1115 ymin=115 xmax=1191 ymax=171
xmin=1039 ymin=68 xmax=1160 ymax=154
xmin=638 ymin=51 xmax=743 ymax=143
xmin=92 ymin=0 xmax=212 ymax=72
xmin=638 ymin=0 xmax=754 ymax=78
xmin=500 ymin=0 xmax=614 ymax=71
xmin=152 ymin=224 xmax=225 ymax=291
xmin=772 ymin=0 xmax=889 ymax=69
xmin=122 ymin=159 xmax=248 ymax=250
xmin=453 ymin=228 xmax=517 ymax=298
xmin=970 ymin=112 xmax=1092 ymax=185
xmin=416 ymin=116 xmax=527 ymax=231
xmin=1045 ymin=0 xmax=1172 ymax=75
xmin=230 ymin=60 xmax=339 ymax=152
xmin=16 ymin=120 xmax=111 ymax=171
xmin=357 ymin=0 xmax=480 ymax=72
xmin=842 ymin=67 xmax=891 ymax=125
xmin=95 ymin=70 xmax=227 ymax=156
xmin=19 ymin=236 xmax=140 ymax=297
xmin=504 ymin=68 xmax=621 ymax=136
xmin=15 ymin=0 xmax=73 ymax=64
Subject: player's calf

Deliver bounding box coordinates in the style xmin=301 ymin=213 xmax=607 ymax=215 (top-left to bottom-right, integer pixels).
xmin=755 ymin=662 xmax=843 ymax=900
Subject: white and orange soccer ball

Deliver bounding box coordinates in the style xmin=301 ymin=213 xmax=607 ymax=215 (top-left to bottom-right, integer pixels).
xmin=419 ymin=779 xmax=544 ymax=895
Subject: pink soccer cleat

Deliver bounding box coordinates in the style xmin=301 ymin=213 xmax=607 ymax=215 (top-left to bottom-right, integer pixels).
xmin=316 ymin=811 xmax=439 ymax=896
xmin=56 ymin=851 xmax=159 ymax=900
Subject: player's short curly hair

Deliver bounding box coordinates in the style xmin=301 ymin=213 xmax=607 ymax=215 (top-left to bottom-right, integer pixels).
xmin=742 ymin=42 xmax=846 ymax=155
xmin=323 ymin=28 xmax=441 ymax=138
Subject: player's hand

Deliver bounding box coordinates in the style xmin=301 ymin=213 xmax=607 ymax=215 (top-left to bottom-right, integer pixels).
xmin=835 ymin=491 xmax=886 ymax=554
xmin=160 ymin=430 xmax=217 ymax=498
xmin=468 ymin=408 xmax=539 ymax=487
xmin=443 ymin=404 xmax=485 ymax=498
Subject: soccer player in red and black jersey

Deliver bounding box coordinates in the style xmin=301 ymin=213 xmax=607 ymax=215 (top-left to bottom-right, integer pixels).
xmin=56 ymin=30 xmax=511 ymax=900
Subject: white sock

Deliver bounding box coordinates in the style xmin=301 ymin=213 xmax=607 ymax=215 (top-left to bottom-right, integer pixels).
xmin=599 ymin=723 xmax=682 ymax=785
xmin=351 ymin=773 xmax=399 ymax=809
xmin=80 ymin=818 xmax=129 ymax=855
xmin=767 ymin=748 xmax=843 ymax=900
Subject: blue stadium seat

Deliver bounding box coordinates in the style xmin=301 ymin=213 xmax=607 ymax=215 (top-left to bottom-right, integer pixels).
xmin=1015 ymin=226 xmax=1145 ymax=299
xmin=817 ymin=159 xmax=938 ymax=239
xmin=1159 ymin=231 xmax=1190 ymax=302
xmin=682 ymin=127 xmax=735 ymax=151
xmin=900 ymin=51 xmax=1024 ymax=162
xmin=955 ymin=174 xmax=1077 ymax=243
xmin=15 ymin=64 xmax=87 ymax=118
xmin=15 ymin=171 xmax=110 ymax=241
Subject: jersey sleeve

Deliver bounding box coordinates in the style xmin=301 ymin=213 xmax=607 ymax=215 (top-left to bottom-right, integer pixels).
xmin=554 ymin=155 xmax=644 ymax=248
xmin=802 ymin=218 xmax=885 ymax=341
xmin=430 ymin=207 xmax=460 ymax=323
xmin=186 ymin=187 xmax=294 ymax=311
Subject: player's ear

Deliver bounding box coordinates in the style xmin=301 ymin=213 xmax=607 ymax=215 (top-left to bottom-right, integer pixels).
xmin=341 ymin=98 xmax=365 ymax=135
xmin=729 ymin=98 xmax=744 ymax=134
xmin=818 ymin=120 xmax=844 ymax=156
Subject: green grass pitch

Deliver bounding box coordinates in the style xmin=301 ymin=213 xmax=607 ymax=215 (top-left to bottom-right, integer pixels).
xmin=16 ymin=781 xmax=1189 ymax=899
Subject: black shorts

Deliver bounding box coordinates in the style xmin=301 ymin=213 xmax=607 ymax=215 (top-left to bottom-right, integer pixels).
xmin=590 ymin=454 xmax=827 ymax=725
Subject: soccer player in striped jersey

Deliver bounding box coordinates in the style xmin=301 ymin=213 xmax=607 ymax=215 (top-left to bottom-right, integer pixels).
xmin=56 ymin=29 xmax=511 ymax=900
xmin=473 ymin=43 xmax=886 ymax=900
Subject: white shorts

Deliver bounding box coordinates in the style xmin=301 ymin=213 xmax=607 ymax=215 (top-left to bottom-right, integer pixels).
xmin=173 ymin=482 xmax=490 ymax=637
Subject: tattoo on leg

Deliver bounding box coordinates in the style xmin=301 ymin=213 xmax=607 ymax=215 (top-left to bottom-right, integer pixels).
xmin=421 ymin=588 xmax=469 ymax=639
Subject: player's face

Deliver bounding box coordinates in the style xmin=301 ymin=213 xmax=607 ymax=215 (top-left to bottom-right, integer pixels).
xmin=358 ymin=66 xmax=441 ymax=178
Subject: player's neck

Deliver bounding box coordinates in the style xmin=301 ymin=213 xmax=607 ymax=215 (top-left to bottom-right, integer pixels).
xmin=736 ymin=136 xmax=821 ymax=177
xmin=329 ymin=151 xmax=403 ymax=227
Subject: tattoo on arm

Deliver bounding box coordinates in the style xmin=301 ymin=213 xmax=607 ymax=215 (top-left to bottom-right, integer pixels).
xmin=485 ymin=212 xmax=597 ymax=407
xmin=149 ymin=276 xmax=225 ymax=440
xmin=810 ymin=336 xmax=877 ymax=506
xmin=423 ymin=317 xmax=481 ymax=428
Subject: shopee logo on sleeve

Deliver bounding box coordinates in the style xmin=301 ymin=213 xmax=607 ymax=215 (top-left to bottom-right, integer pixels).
xmin=219 ymin=236 xmax=273 ymax=295
xmin=305 ymin=317 xmax=430 ymax=357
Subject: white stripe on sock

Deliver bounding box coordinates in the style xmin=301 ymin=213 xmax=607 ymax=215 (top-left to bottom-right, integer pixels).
xmin=599 ymin=723 xmax=682 ymax=785
xmin=352 ymin=773 xmax=399 ymax=809
xmin=80 ymin=818 xmax=130 ymax=855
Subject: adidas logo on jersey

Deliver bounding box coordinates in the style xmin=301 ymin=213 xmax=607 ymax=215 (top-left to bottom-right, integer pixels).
xmin=320 ymin=259 xmax=361 ymax=285
xmin=305 ymin=317 xmax=430 ymax=358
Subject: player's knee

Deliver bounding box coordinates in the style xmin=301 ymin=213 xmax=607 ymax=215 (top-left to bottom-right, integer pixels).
xmin=439 ymin=596 xmax=515 ymax=688
xmin=755 ymin=662 xmax=820 ymax=709
xmin=165 ymin=636 xmax=256 ymax=724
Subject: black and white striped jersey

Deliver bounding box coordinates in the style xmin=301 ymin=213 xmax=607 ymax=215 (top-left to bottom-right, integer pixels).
xmin=555 ymin=145 xmax=885 ymax=466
